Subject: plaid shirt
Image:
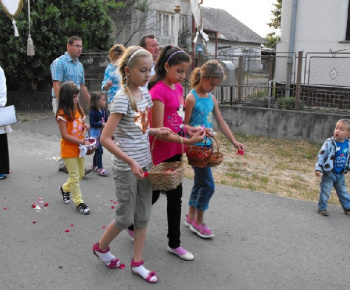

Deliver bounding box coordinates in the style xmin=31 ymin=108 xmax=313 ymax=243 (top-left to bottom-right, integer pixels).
xmin=101 ymin=63 xmax=121 ymax=104
xmin=50 ymin=52 xmax=85 ymax=97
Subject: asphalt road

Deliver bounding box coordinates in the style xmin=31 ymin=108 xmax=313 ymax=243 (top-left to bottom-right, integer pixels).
xmin=1 ymin=117 xmax=350 ymax=290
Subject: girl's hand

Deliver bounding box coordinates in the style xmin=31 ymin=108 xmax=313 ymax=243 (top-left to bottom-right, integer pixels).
xmin=157 ymin=127 xmax=171 ymax=136
xmin=130 ymin=160 xmax=144 ymax=179
xmin=105 ymin=80 xmax=113 ymax=90
xmin=315 ymin=171 xmax=323 ymax=177
xmin=185 ymin=125 xmax=200 ymax=137
xmin=233 ymin=140 xmax=244 ymax=151
xmin=84 ymin=124 xmax=90 ymax=131
xmin=205 ymin=128 xmax=215 ymax=137
xmin=189 ymin=130 xmax=205 ymax=143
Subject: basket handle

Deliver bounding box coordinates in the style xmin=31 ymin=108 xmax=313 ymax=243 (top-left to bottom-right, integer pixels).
xmin=212 ymin=135 xmax=220 ymax=153
xmin=151 ymin=131 xmax=184 ymax=165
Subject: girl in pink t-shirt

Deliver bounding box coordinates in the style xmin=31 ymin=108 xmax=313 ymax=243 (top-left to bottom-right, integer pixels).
xmin=147 ymin=46 xmax=200 ymax=261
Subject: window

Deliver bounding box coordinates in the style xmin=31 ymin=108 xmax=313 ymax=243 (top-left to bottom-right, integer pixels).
xmin=156 ymin=11 xmax=186 ymax=41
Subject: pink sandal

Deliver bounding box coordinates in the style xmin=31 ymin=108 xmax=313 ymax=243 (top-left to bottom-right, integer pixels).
xmin=92 ymin=243 xmax=124 ymax=269
xmin=131 ymin=258 xmax=158 ymax=283
xmin=97 ymin=168 xmax=109 ymax=176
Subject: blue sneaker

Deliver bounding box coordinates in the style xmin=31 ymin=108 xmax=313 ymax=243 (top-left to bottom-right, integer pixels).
xmin=0 ymin=174 xmax=7 ymax=179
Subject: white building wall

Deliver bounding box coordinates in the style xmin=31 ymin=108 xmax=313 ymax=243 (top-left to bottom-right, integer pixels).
xmin=276 ymin=0 xmax=350 ymax=85
xmin=278 ymin=0 xmax=350 ymax=53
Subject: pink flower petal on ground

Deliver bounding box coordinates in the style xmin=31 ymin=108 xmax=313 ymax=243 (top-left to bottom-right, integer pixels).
xmin=44 ymin=203 xmax=49 ymax=207
xmin=110 ymin=199 xmax=113 ymax=202
xmin=111 ymin=206 xmax=115 ymax=209
xmin=114 ymin=201 xmax=117 ymax=204
xmin=70 ymin=224 xmax=74 ymax=227
xmin=102 ymin=225 xmax=106 ymax=229
xmin=65 ymin=229 xmax=70 ymax=233
xmin=3 ymin=207 xmax=7 ymax=210
xmin=32 ymin=221 xmax=36 ymax=224
xmin=119 ymin=264 xmax=125 ymax=269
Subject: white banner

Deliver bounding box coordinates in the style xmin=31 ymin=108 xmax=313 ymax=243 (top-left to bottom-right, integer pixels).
xmin=0 ymin=0 xmax=23 ymax=36
xmin=0 ymin=0 xmax=23 ymax=18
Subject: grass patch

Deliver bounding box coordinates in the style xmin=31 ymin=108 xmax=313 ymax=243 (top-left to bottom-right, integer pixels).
xmin=192 ymin=132 xmax=346 ymax=207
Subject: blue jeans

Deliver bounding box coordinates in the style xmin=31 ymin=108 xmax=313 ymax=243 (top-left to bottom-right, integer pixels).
xmin=318 ymin=171 xmax=350 ymax=211
xmin=93 ymin=145 xmax=103 ymax=168
xmin=189 ymin=166 xmax=215 ymax=211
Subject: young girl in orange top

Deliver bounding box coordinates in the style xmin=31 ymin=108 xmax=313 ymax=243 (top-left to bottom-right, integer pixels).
xmin=56 ymin=81 xmax=91 ymax=215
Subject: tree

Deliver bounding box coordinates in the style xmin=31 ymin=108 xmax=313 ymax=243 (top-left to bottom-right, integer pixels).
xmin=265 ymin=32 xmax=280 ymax=48
xmin=264 ymin=0 xmax=282 ymax=48
xmin=0 ymin=0 xmax=114 ymax=90
xmin=268 ymin=0 xmax=282 ymax=30
xmin=110 ymin=0 xmax=158 ymax=47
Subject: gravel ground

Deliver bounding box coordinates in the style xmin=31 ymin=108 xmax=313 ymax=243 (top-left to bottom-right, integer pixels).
xmin=16 ymin=110 xmax=53 ymax=122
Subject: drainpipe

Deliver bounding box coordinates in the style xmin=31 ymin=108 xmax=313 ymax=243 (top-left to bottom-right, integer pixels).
xmin=285 ymin=0 xmax=298 ymax=98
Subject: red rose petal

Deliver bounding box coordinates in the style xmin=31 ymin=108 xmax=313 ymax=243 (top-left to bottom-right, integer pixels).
xmin=32 ymin=221 xmax=36 ymax=224
xmin=143 ymin=171 xmax=149 ymax=177
xmin=65 ymin=229 xmax=70 ymax=233
xmin=70 ymin=224 xmax=74 ymax=227
xmin=111 ymin=206 xmax=115 ymax=209
xmin=3 ymin=207 xmax=7 ymax=210
xmin=102 ymin=225 xmax=106 ymax=229
xmin=44 ymin=203 xmax=49 ymax=207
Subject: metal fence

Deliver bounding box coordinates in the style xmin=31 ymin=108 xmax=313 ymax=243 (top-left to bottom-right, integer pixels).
xmin=80 ymin=51 xmax=350 ymax=113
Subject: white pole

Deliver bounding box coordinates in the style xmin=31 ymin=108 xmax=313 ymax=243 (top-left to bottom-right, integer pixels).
xmin=173 ymin=2 xmax=181 ymax=47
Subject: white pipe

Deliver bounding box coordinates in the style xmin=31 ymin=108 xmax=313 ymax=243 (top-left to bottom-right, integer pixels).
xmin=285 ymin=0 xmax=298 ymax=98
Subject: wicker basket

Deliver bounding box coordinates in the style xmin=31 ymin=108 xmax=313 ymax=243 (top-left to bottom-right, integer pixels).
xmin=148 ymin=133 xmax=185 ymax=191
xmin=186 ymin=137 xmax=213 ymax=168
xmin=207 ymin=135 xmax=224 ymax=167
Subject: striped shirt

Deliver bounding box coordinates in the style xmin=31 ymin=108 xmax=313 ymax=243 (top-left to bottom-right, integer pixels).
xmin=110 ymin=87 xmax=153 ymax=171
xmin=50 ymin=52 xmax=85 ymax=97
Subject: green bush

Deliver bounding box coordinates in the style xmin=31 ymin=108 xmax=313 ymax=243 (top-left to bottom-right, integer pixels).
xmin=276 ymin=97 xmax=304 ymax=110
xmin=0 ymin=0 xmax=114 ymax=89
